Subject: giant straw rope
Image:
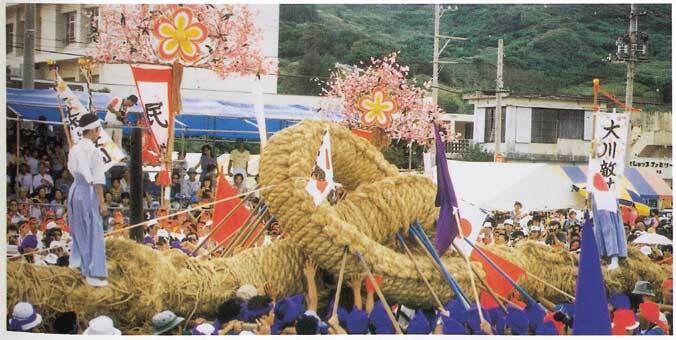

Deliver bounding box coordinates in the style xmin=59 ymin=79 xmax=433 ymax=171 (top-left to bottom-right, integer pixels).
xmin=7 ymin=120 xmax=670 ymax=334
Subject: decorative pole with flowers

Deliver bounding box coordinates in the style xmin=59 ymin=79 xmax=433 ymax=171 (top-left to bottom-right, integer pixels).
xmin=85 ymin=4 xmax=272 ymax=208
xmin=320 ymin=52 xmax=457 ymax=153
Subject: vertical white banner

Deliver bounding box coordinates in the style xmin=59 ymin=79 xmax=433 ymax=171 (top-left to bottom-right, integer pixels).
xmin=251 ymin=76 xmax=267 ymax=148
xmin=588 ymin=112 xmax=629 ymax=194
xmin=587 ymin=111 xmax=629 ymax=212
xmin=55 ymin=73 xmax=126 ymax=172
xmin=130 ymin=65 xmax=174 ymax=154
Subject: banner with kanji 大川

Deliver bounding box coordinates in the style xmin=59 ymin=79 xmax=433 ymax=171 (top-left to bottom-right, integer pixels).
xmin=587 ymin=112 xmax=629 ymax=211
xmin=54 ymin=73 xmax=126 ymax=172
xmin=130 ymin=64 xmax=175 ymax=164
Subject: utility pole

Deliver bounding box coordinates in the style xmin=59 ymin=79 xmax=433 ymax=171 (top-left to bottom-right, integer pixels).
xmin=432 ymin=4 xmax=464 ymax=106
xmin=625 ymin=4 xmax=637 ymax=110
xmin=432 ymin=4 xmax=440 ymax=105
xmin=494 ymin=39 xmax=504 ymax=162
xmin=22 ymin=4 xmax=36 ymax=90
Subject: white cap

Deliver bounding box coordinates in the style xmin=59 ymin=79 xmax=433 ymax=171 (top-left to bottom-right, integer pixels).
xmin=157 ymin=229 xmax=170 ymax=239
xmin=46 ymin=222 xmax=59 ymax=230
xmin=236 ymin=284 xmax=259 ymax=301
xmin=640 ymin=246 xmax=653 ymax=256
xmin=83 ymin=315 xmax=121 ymax=335
xmin=194 ymin=323 xmax=215 ymax=335
xmin=482 ymin=222 xmax=492 ymax=228
xmin=503 ymin=219 xmax=514 ymax=226
xmin=239 ymin=330 xmax=255 ymax=336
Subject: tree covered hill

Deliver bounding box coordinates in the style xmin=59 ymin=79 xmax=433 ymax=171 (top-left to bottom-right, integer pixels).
xmin=278 ymin=4 xmax=671 ymax=113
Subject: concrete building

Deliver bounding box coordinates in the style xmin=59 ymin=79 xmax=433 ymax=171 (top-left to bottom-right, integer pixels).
xmin=464 ymin=92 xmax=672 ymax=183
xmin=5 ymin=3 xmax=283 ymax=102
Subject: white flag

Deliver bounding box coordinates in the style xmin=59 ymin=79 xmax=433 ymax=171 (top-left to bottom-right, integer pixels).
xmin=451 ymin=201 xmax=488 ymax=258
xmin=55 ymin=73 xmax=125 ymax=172
xmin=305 ymin=129 xmax=337 ymax=206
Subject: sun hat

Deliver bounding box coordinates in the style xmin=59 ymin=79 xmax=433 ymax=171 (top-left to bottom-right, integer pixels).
xmin=152 ymin=310 xmax=185 ymax=335
xmin=482 ymin=221 xmax=493 ymax=228
xmin=236 ymin=284 xmax=259 ymax=301
xmin=503 ymin=219 xmax=514 ymax=226
xmin=611 ymin=309 xmax=639 ymax=335
xmin=191 ymin=322 xmax=216 ymax=335
xmin=8 ymin=302 xmax=43 ymax=331
xmin=188 ymin=168 xmax=197 ymax=174
xmin=632 ymin=281 xmax=655 ymax=296
xmin=46 ymin=221 xmax=59 ymax=230
xmin=83 ymin=315 xmax=121 ymax=335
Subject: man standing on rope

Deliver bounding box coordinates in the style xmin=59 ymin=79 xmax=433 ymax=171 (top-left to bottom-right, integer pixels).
xmin=67 ymin=113 xmax=109 ymax=287
xmin=105 ymin=94 xmax=137 ymax=148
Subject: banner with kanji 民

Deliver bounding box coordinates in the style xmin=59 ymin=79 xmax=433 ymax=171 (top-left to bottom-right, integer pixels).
xmin=54 ymin=73 xmax=126 ymax=172
xmin=130 ymin=64 xmax=175 ymax=164
xmin=588 ymin=112 xmax=629 ymax=194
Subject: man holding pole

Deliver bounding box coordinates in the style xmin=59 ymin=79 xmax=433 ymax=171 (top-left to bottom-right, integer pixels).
xmin=67 ymin=113 xmax=109 ymax=287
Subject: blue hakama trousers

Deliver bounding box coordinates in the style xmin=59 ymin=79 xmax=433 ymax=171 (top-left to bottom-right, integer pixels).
xmin=68 ymin=174 xmax=108 ymax=278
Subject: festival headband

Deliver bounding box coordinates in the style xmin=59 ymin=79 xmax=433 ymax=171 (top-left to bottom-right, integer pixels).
xmin=82 ymin=119 xmax=101 ymax=130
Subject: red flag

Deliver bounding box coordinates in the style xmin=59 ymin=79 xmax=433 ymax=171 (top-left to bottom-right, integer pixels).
xmin=211 ymin=171 xmax=251 ymax=243
xmin=470 ymin=246 xmax=526 ymax=298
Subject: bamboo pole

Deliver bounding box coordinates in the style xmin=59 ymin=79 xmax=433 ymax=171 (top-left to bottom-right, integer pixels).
xmin=243 ymin=218 xmax=273 ymax=249
xmin=395 ymin=232 xmax=445 ymax=311
xmin=52 ymin=67 xmax=73 ymax=149
xmin=190 ymin=193 xmax=250 ymax=256
xmin=355 ymin=251 xmax=403 ymax=334
xmin=453 ymin=212 xmax=484 ymax=322
xmin=218 ymin=210 xmax=263 ymax=257
xmin=464 ymin=254 xmax=509 ymax=314
xmin=223 ymin=209 xmax=267 ymax=257
xmin=409 ymin=226 xmax=470 ymax=309
xmin=206 ymin=205 xmax=264 ymax=257
xmin=332 ymin=248 xmax=349 ymax=318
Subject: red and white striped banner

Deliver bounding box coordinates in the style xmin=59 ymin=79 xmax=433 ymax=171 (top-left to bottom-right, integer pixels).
xmin=130 ymin=64 xmax=175 ymax=164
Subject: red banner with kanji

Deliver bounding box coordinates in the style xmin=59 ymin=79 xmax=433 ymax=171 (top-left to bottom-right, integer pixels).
xmin=130 ymin=64 xmax=175 ymax=165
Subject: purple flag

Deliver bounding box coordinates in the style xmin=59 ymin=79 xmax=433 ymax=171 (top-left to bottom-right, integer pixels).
xmin=572 ymin=212 xmax=612 ymax=335
xmin=433 ymin=124 xmax=459 ymax=255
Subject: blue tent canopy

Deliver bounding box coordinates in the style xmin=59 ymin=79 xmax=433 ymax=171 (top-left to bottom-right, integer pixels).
xmin=6 ymin=88 xmax=326 ymax=140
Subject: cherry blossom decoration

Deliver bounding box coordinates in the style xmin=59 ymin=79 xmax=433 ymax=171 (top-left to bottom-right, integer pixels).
xmin=320 ymin=52 xmax=455 ymax=144
xmin=86 ymin=4 xmax=273 ymax=77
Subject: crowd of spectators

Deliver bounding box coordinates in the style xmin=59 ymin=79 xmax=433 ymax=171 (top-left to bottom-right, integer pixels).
xmin=478 ymin=202 xmax=673 ymax=267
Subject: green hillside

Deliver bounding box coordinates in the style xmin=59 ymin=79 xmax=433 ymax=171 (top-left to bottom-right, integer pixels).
xmin=278 ymin=4 xmax=671 ymax=113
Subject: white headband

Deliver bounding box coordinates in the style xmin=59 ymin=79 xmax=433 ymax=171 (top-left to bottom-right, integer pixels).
xmin=82 ymin=119 xmax=101 ymax=130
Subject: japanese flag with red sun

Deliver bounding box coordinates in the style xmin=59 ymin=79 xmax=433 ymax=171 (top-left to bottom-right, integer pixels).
xmin=451 ymin=201 xmax=488 ymax=258
xmin=305 ymin=129 xmax=337 ymax=206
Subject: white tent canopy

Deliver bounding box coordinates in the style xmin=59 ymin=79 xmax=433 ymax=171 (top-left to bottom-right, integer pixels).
xmin=431 ymin=160 xmax=585 ymax=212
